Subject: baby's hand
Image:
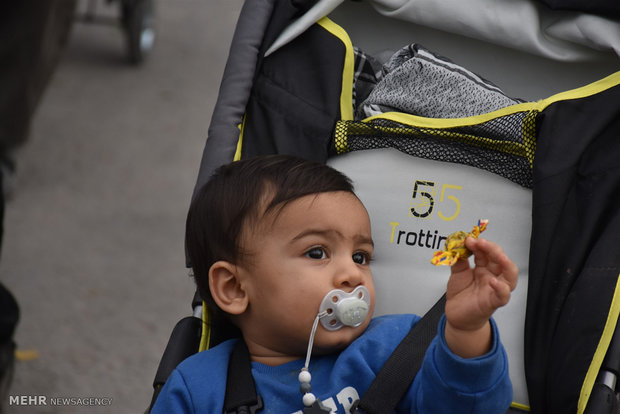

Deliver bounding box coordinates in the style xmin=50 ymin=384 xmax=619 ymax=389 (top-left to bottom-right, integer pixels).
xmin=444 ymin=237 xmax=518 ymax=357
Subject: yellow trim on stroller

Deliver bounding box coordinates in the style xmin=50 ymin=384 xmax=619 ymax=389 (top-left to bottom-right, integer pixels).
xmin=316 ymin=17 xmax=354 ymax=121
xmin=234 ymin=116 xmax=246 ymax=162
xmin=578 ymin=274 xmax=620 ymax=414
xmin=200 ymin=303 xmax=211 ymax=352
xmin=539 ymin=71 xmax=620 ymax=111
xmin=510 ymin=401 xmax=531 ymax=412
xmin=362 ymin=71 xmax=620 ymax=129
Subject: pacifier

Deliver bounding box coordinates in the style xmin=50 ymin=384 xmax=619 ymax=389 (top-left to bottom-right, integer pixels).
xmin=319 ymin=285 xmax=371 ymax=331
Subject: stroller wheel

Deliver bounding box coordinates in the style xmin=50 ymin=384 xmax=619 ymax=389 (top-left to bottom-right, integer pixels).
xmin=123 ymin=0 xmax=155 ymax=64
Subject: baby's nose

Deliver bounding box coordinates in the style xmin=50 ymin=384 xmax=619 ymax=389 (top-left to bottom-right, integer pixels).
xmin=334 ymin=259 xmax=363 ymax=289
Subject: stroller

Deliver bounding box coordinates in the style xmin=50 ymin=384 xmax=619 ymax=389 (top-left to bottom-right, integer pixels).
xmin=149 ymin=0 xmax=620 ymax=412
xmin=77 ymin=0 xmax=155 ymax=64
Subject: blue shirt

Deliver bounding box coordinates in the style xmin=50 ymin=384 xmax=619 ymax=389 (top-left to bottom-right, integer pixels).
xmin=152 ymin=314 xmax=512 ymax=413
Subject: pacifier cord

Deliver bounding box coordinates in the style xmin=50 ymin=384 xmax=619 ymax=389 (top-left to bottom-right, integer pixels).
xmin=298 ymin=311 xmax=330 ymax=410
xmin=304 ymin=310 xmax=328 ymax=370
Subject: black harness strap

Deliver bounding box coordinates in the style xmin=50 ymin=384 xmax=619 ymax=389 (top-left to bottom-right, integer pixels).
xmin=352 ymin=294 xmax=446 ymax=414
xmin=223 ymin=340 xmax=263 ymax=414
xmin=223 ymin=294 xmax=446 ymax=414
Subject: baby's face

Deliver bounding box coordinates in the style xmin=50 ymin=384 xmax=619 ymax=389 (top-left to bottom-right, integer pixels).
xmin=236 ymin=191 xmax=375 ymax=359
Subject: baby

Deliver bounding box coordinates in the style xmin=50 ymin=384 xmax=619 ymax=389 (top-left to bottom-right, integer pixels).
xmin=152 ymin=154 xmax=517 ymax=413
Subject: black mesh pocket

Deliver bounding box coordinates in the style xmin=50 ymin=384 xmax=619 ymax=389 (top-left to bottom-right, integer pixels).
xmin=334 ymin=111 xmax=537 ymax=188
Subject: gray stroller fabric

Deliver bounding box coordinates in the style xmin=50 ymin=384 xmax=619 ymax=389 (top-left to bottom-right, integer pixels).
xmin=367 ymin=0 xmax=620 ymax=60
xmin=357 ymin=44 xmax=524 ymax=120
xmin=352 ymin=47 xmax=384 ymax=112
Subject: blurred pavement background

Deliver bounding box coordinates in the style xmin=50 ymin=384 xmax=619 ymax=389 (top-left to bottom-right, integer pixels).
xmin=1 ymin=0 xmax=243 ymax=412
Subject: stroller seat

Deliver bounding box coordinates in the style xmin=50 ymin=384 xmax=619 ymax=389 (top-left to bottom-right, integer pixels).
xmin=149 ymin=1 xmax=620 ymax=413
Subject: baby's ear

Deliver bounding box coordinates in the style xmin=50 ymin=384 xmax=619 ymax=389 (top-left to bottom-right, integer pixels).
xmin=209 ymin=261 xmax=249 ymax=315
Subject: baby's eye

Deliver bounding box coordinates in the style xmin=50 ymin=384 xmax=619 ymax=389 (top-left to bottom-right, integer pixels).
xmin=305 ymin=247 xmax=327 ymax=260
xmin=352 ymin=252 xmax=370 ymax=265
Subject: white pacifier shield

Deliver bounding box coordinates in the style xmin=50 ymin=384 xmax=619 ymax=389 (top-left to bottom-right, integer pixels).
xmin=319 ymin=285 xmax=370 ymax=331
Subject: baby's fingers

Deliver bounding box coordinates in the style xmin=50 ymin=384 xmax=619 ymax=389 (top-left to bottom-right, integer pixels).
xmin=468 ymin=238 xmax=518 ymax=291
xmin=489 ymin=276 xmax=513 ymax=308
xmin=492 ymin=247 xmax=519 ymax=292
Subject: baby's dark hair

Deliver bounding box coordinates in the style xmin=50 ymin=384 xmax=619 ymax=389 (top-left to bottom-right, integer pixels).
xmin=186 ymin=155 xmax=354 ymax=333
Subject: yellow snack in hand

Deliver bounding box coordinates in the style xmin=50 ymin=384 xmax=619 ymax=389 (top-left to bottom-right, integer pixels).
xmin=431 ymin=219 xmax=488 ymax=266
